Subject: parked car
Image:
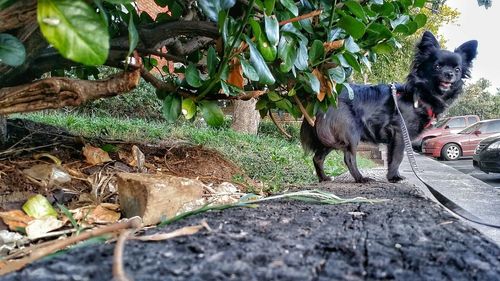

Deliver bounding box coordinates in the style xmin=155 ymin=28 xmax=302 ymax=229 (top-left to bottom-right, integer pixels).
xmin=473 ymin=134 xmax=500 ymax=173
xmin=412 ymin=115 xmax=480 ymax=151
xmin=422 ymin=119 xmax=500 ymax=161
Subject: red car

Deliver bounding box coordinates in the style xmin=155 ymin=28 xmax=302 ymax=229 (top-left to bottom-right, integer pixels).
xmin=422 ymin=119 xmax=500 ymax=160
xmin=412 ymin=115 xmax=480 ymax=151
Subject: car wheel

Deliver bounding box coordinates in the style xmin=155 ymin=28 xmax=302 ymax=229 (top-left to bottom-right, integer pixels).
xmin=441 ymin=143 xmax=461 ymax=161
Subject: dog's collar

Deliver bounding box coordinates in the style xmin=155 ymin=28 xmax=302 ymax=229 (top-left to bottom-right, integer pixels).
xmin=412 ymin=95 xmax=435 ymax=128
xmin=391 ymin=83 xmax=435 ymax=128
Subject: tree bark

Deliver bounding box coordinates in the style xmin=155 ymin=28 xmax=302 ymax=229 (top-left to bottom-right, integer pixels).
xmin=0 ymin=69 xmax=140 ymax=115
xmin=231 ymin=99 xmax=260 ymax=134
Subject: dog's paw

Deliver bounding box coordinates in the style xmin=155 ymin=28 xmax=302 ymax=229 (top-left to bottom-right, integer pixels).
xmin=319 ymin=176 xmax=334 ymax=182
xmin=355 ymin=177 xmax=374 ymax=183
xmin=388 ymin=175 xmax=406 ymax=183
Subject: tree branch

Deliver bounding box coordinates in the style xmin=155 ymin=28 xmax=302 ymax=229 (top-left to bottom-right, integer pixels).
xmin=268 ymin=110 xmax=292 ymax=139
xmin=0 ymin=0 xmax=37 ymax=33
xmin=293 ymin=95 xmax=315 ymax=127
xmin=0 ymin=69 xmax=141 ymax=115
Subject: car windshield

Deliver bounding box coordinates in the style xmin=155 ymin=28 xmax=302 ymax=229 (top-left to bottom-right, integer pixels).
xmin=459 ymin=122 xmax=483 ymax=134
xmin=434 ymin=118 xmax=450 ymax=128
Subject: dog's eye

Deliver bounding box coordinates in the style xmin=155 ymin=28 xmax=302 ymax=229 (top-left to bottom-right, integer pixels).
xmin=435 ymin=64 xmax=441 ymax=70
xmin=454 ymin=67 xmax=461 ymax=73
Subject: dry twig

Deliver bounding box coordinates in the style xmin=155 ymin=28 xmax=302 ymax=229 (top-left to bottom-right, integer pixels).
xmin=0 ymin=217 xmax=142 ymax=275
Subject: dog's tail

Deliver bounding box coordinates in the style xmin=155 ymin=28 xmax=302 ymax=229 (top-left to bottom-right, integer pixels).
xmin=300 ymin=120 xmax=323 ymax=154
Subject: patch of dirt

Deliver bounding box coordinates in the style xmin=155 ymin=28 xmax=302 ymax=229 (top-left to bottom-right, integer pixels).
xmin=2 ymin=181 xmax=500 ymax=281
xmin=0 ymin=119 xmax=249 ymax=212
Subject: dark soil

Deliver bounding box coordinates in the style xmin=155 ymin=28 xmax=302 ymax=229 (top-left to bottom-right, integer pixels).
xmin=2 ymin=180 xmax=500 ymax=281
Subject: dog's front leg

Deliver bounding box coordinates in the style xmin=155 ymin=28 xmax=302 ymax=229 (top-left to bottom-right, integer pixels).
xmin=387 ymin=133 xmax=406 ymax=183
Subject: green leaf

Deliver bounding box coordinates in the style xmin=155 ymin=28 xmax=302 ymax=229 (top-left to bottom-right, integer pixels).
xmin=275 ymin=99 xmax=294 ymax=113
xmin=264 ymin=0 xmax=276 ymax=15
xmin=257 ymin=37 xmax=277 ymax=62
xmin=372 ymin=42 xmax=394 ymax=54
xmin=0 ymin=33 xmax=26 ymax=66
xmin=199 ymin=101 xmax=224 ymax=127
xmin=245 ymin=35 xmax=275 ymax=84
xmin=103 ymin=0 xmax=133 ymax=3
xmin=249 ymin=18 xmax=262 ymax=39
xmin=268 ymin=91 xmax=282 ymax=101
xmin=414 ymin=14 xmax=427 ymax=28
xmin=300 ymin=18 xmax=314 ymax=33
xmin=255 ymin=98 xmax=268 ymax=110
xmin=198 ymin=0 xmax=236 ymax=22
xmin=338 ymin=15 xmax=366 ymax=40
xmin=221 ymin=80 xmax=243 ymax=96
xmin=304 ymin=72 xmax=320 ymax=95
xmin=344 ymin=36 xmax=360 ymax=53
xmin=393 ymin=24 xmax=410 ymax=34
xmin=207 ymin=47 xmax=218 ymax=77
xmin=328 ymin=66 xmax=346 ymax=83
xmin=264 ymin=15 xmax=279 ymax=47
xmin=38 ymin=0 xmax=109 ymax=65
xmin=127 ymin=15 xmax=138 ymax=57
xmin=342 ymin=83 xmax=354 ymax=100
xmin=280 ymin=0 xmax=298 ymax=16
xmin=345 ymin=1 xmax=366 ymax=21
xmin=278 ymin=34 xmax=297 ymax=73
xmin=240 ymin=57 xmax=259 ymax=81
xmin=182 ymin=98 xmax=197 ymax=120
xmin=328 ymin=28 xmax=343 ymax=42
xmin=414 ymin=0 xmax=426 ymax=8
xmin=390 ymin=15 xmax=410 ymax=29
xmin=308 ymin=40 xmax=324 ymax=65
xmin=162 ymin=95 xmax=182 ymax=123
xmin=405 ymin=21 xmax=418 ymax=35
xmin=294 ymin=41 xmax=308 ymax=71
xmin=343 ymin=52 xmax=361 ymax=72
xmin=185 ymin=64 xmax=203 ymax=88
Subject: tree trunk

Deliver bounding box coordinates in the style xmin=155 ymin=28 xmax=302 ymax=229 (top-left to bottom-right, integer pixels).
xmin=231 ymin=99 xmax=260 ymax=134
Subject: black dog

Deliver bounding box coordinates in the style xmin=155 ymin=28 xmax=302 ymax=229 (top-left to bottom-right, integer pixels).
xmin=300 ymin=31 xmax=477 ymax=183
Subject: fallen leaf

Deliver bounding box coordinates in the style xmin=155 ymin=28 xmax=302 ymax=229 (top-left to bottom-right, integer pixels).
xmin=323 ymin=39 xmax=344 ymax=53
xmin=22 ymin=195 xmax=58 ymax=219
xmin=23 ymin=164 xmax=71 ymax=186
xmin=70 ymin=204 xmax=120 ymax=224
xmin=25 ymin=216 xmax=64 ymax=240
xmin=312 ymin=68 xmax=334 ymax=102
xmin=0 ymin=210 xmax=33 ymax=231
xmin=82 ymin=144 xmax=112 ymax=165
xmin=136 ymin=224 xmax=206 ymax=241
xmin=89 ymin=205 xmax=120 ymax=224
xmin=128 ymin=145 xmax=145 ymax=170
xmin=227 ymin=58 xmax=244 ymax=89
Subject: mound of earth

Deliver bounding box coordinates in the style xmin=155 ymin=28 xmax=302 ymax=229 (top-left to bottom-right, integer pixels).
xmin=0 ymin=119 xmax=248 ymax=212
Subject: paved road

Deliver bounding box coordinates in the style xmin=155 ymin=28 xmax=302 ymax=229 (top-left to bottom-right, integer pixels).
xmin=437 ymin=157 xmax=500 ymax=189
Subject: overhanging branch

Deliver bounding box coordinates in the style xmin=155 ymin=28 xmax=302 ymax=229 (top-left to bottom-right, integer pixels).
xmin=0 ymin=69 xmax=141 ymax=115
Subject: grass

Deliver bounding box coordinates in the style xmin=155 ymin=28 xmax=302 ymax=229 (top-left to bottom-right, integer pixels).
xmin=17 ymin=111 xmax=376 ymax=192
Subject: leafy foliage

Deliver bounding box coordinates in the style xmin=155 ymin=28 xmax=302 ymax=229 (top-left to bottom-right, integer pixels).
xmin=447 ymin=79 xmax=500 ymax=120
xmin=0 ymin=0 xmax=491 ymax=126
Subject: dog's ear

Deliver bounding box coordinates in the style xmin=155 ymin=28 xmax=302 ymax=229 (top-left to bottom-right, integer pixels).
xmin=417 ymin=31 xmax=440 ymax=54
xmin=455 ymin=40 xmax=478 ymax=65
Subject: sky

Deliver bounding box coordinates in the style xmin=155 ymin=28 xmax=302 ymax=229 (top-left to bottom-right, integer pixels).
xmin=439 ymin=1 xmax=500 ymax=92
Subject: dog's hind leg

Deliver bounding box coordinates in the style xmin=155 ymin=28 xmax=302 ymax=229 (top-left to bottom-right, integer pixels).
xmin=344 ymin=146 xmax=372 ymax=183
xmin=387 ymin=133 xmax=406 ymax=183
xmin=313 ymin=147 xmax=334 ymax=182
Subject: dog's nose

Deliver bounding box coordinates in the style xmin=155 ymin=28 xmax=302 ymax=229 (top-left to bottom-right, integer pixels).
xmin=444 ymin=71 xmax=453 ymax=79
